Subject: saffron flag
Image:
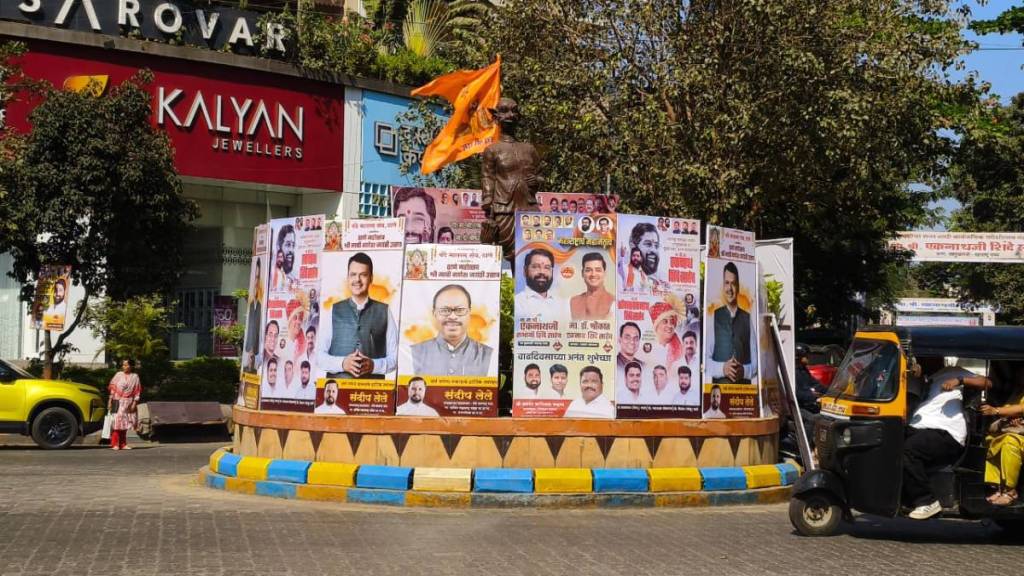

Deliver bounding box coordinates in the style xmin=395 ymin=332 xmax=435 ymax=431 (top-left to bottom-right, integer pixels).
xmin=411 ymin=56 xmax=501 ymax=174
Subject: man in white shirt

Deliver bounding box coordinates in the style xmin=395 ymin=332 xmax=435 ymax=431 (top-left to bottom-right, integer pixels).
xmin=705 ymin=263 xmax=757 ymax=383
xmin=902 ymin=360 xmax=991 ymax=520
xmin=702 ymin=385 xmax=727 ymax=418
xmin=541 ymin=364 xmax=569 ymax=399
xmin=672 ymin=366 xmax=700 ymax=407
xmin=565 ymin=366 xmax=615 ymax=419
xmin=645 ymin=364 xmax=676 ymax=405
xmin=617 ymin=361 xmax=645 ymax=405
xmin=520 ymin=363 xmax=543 ymax=399
xmin=514 ymin=249 xmax=561 ymax=321
xmin=315 ymin=380 xmax=346 ymax=415
xmin=396 ymin=377 xmax=440 ymax=416
xmin=295 ymin=361 xmax=316 ymax=401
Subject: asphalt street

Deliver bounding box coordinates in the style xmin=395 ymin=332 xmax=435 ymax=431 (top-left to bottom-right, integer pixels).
xmin=1 ymin=435 xmax=1022 ymax=576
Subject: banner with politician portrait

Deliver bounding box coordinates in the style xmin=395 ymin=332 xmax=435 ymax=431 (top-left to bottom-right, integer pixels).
xmin=238 ymin=225 xmax=270 ymax=409
xmin=512 ymin=211 xmax=617 ymax=419
xmin=702 ymin=225 xmax=761 ymax=419
xmin=259 ymin=215 xmax=324 ymax=413
xmin=536 ymin=192 xmax=620 ymax=215
xmin=614 ymin=215 xmax=702 ymax=418
xmin=396 ymin=244 xmax=502 ymax=417
xmin=31 ymin=264 xmax=72 ymax=332
xmin=313 ymin=218 xmax=405 ymax=416
xmin=391 ymin=187 xmax=486 ymax=245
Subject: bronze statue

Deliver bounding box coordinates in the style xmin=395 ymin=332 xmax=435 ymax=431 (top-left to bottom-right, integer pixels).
xmin=481 ymin=98 xmax=542 ymax=261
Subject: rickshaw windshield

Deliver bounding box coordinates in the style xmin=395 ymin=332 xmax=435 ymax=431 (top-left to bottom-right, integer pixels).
xmin=824 ymin=339 xmax=900 ymax=401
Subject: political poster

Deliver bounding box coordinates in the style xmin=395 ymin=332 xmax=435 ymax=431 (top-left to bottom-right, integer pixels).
xmin=614 ymin=215 xmax=702 ymax=419
xmin=391 ymin=187 xmax=486 ymax=244
xmin=259 ymin=215 xmax=324 ymax=413
xmin=890 ymin=231 xmax=1024 ymax=263
xmin=396 ymin=244 xmax=502 ymax=417
xmin=512 ymin=211 xmax=617 ymax=419
xmin=536 ymin=192 xmax=620 ymax=215
xmin=313 ymin=218 xmax=405 ymax=416
xmin=702 ymin=225 xmax=761 ymax=419
xmin=31 ymin=265 xmax=72 ymax=332
xmin=238 ymin=224 xmax=269 ymax=409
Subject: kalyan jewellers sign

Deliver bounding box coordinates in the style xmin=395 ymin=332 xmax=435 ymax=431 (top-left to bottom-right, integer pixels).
xmin=1 ymin=0 xmax=290 ymax=56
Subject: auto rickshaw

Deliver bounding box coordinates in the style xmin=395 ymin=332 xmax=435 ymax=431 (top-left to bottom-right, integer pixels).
xmin=788 ymin=325 xmax=1024 ymax=536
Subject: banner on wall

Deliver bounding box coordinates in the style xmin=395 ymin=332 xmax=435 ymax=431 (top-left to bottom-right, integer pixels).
xmin=31 ymin=265 xmax=72 ymax=332
xmin=536 ymin=193 xmax=620 ymax=215
xmin=238 ymin=225 xmax=269 ymax=408
xmin=702 ymin=225 xmax=761 ymax=419
xmin=890 ymin=231 xmax=1024 ymax=263
xmin=512 ymin=211 xmax=617 ymax=419
xmin=391 ymin=187 xmax=486 ymax=245
xmin=396 ymin=244 xmax=502 ymax=417
xmin=614 ymin=215 xmax=702 ymax=419
xmin=259 ymin=215 xmax=324 ymax=413
xmin=313 ymin=218 xmax=405 ymax=416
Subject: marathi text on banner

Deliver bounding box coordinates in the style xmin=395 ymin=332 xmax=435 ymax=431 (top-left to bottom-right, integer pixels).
xmin=615 ymin=215 xmax=702 ymax=419
xmin=890 ymin=231 xmax=1024 ymax=263
xmin=396 ymin=244 xmax=502 ymax=417
xmin=390 ymin=187 xmax=486 ymax=245
xmin=702 ymin=225 xmax=761 ymax=419
xmin=512 ymin=211 xmax=617 ymax=419
xmin=259 ymin=215 xmax=324 ymax=413
xmin=313 ymin=217 xmax=405 ymax=416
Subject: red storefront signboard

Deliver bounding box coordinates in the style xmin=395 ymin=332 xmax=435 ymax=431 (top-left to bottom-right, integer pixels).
xmin=7 ymin=40 xmax=344 ymax=192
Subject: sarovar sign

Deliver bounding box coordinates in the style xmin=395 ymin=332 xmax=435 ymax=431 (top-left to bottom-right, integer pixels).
xmin=0 ymin=0 xmax=288 ymax=56
xmin=11 ymin=41 xmax=343 ymax=191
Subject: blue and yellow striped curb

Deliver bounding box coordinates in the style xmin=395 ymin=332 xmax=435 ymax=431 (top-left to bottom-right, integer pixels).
xmin=200 ymin=448 xmax=799 ymax=508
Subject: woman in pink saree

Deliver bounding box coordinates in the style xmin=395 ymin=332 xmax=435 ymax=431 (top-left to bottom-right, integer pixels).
xmin=107 ymin=359 xmax=141 ymax=450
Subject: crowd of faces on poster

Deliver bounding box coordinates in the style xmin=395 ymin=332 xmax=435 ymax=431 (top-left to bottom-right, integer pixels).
xmin=237 ymin=188 xmax=765 ymax=420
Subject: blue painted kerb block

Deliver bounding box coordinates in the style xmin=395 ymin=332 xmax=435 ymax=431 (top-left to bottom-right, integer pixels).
xmin=267 ymin=460 xmax=311 ymax=484
xmin=474 ymin=468 xmax=533 ymax=493
xmin=592 ymin=469 xmax=648 ymax=493
xmin=217 ymin=452 xmax=242 ymax=477
xmin=255 ymin=481 xmax=297 ymax=499
xmin=356 ymin=465 xmax=413 ymax=490
xmin=775 ymin=463 xmax=800 ymax=486
xmin=700 ymin=467 xmax=748 ymax=491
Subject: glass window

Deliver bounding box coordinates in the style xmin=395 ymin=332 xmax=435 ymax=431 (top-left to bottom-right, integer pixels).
xmin=825 ymin=339 xmax=900 ymax=401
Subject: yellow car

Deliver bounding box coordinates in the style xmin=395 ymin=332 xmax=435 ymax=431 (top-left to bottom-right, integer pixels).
xmin=0 ymin=358 xmax=106 ymax=449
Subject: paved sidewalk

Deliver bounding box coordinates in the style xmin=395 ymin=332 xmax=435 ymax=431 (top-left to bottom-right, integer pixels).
xmin=0 ymin=439 xmax=1021 ymax=576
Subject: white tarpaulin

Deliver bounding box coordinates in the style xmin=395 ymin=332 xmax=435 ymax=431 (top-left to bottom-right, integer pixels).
xmin=756 ymin=238 xmax=796 ymax=387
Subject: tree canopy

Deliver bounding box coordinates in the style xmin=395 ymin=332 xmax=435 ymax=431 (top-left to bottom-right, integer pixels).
xmin=476 ymin=0 xmax=979 ymax=328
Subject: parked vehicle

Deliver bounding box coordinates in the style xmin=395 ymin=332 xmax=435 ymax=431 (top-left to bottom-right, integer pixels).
xmin=805 ymin=344 xmax=845 ymax=388
xmin=0 ymin=359 xmax=105 ymax=449
xmin=788 ymin=326 xmax=1024 ymax=536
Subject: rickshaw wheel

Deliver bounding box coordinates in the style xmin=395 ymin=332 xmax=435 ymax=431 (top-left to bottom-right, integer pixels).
xmin=789 ymin=491 xmax=842 ymax=537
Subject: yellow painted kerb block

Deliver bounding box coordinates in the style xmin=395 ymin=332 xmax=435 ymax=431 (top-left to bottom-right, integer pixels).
xmin=307 ymin=462 xmax=359 ymax=487
xmin=236 ymin=456 xmax=272 ymax=481
xmin=412 ymin=467 xmax=472 ymax=492
xmin=648 ymin=467 xmax=702 ymax=492
xmin=209 ymin=449 xmax=227 ymax=474
xmin=296 ymin=484 xmax=349 ymax=503
xmin=534 ymin=468 xmax=592 ymax=493
xmin=225 ymin=477 xmax=257 ymax=494
xmin=743 ymin=465 xmax=782 ymax=489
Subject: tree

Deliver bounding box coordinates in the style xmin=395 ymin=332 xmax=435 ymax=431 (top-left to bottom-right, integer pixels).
xmin=0 ymin=69 xmax=197 ymax=378
xmin=915 ymin=95 xmax=1024 ymax=324
xmin=479 ymin=0 xmax=979 ymax=329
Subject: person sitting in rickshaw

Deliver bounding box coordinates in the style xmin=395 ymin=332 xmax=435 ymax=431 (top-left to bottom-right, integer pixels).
xmin=981 ymin=366 xmax=1024 ymax=506
xmin=903 ymin=358 xmax=993 ymax=520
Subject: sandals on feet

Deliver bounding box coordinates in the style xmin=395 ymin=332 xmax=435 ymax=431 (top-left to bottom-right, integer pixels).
xmin=988 ymin=491 xmax=1017 ymax=506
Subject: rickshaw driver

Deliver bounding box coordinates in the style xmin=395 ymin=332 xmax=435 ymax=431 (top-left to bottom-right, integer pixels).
xmin=902 ymin=358 xmax=993 ymax=520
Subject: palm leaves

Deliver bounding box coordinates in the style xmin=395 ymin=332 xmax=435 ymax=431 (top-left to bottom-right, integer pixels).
xmin=403 ymin=0 xmax=450 ymax=58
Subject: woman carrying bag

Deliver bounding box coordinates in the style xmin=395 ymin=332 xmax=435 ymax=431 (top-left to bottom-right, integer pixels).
xmin=107 ymin=359 xmax=141 ymax=451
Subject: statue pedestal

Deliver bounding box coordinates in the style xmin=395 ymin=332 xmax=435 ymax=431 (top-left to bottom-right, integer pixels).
xmin=232 ymin=407 xmax=779 ymax=469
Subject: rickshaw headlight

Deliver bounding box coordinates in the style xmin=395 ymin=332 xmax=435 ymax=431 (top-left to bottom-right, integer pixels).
xmin=839 ymin=428 xmax=853 ymax=447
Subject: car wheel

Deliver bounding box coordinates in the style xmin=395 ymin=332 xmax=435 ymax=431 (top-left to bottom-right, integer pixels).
xmin=30 ymin=407 xmax=78 ymax=450
xmin=789 ymin=491 xmax=843 ymax=537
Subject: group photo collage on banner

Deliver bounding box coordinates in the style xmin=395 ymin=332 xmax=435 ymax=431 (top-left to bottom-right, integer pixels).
xmin=237 ymin=224 xmax=269 ymax=409
xmin=259 ymin=215 xmax=324 ymax=413
xmin=512 ymin=211 xmax=617 ymax=419
xmin=314 ymin=217 xmax=405 ymax=416
xmin=391 ymin=187 xmax=487 ymax=245
xmin=615 ymin=215 xmax=703 ymax=418
xmin=397 ymin=244 xmax=503 ymax=417
xmin=536 ymin=192 xmax=621 ymax=215
xmin=702 ymin=225 xmax=761 ymax=418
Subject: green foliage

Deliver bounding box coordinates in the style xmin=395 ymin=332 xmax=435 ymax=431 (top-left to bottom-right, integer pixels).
xmin=85 ymin=295 xmax=176 ymax=373
xmin=765 ymin=276 xmax=785 ymax=320
xmin=374 ymin=48 xmax=453 ymax=85
xmin=149 ymin=357 xmax=241 ymax=404
xmin=404 ymin=0 xmax=450 ymax=58
xmin=480 ymin=0 xmax=979 ymax=329
xmin=970 ymin=6 xmax=1024 ymax=35
xmin=915 ymin=94 xmax=1024 ymax=324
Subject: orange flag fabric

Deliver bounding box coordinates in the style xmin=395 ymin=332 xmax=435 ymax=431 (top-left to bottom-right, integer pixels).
xmin=411 ymin=56 xmax=501 ymax=174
